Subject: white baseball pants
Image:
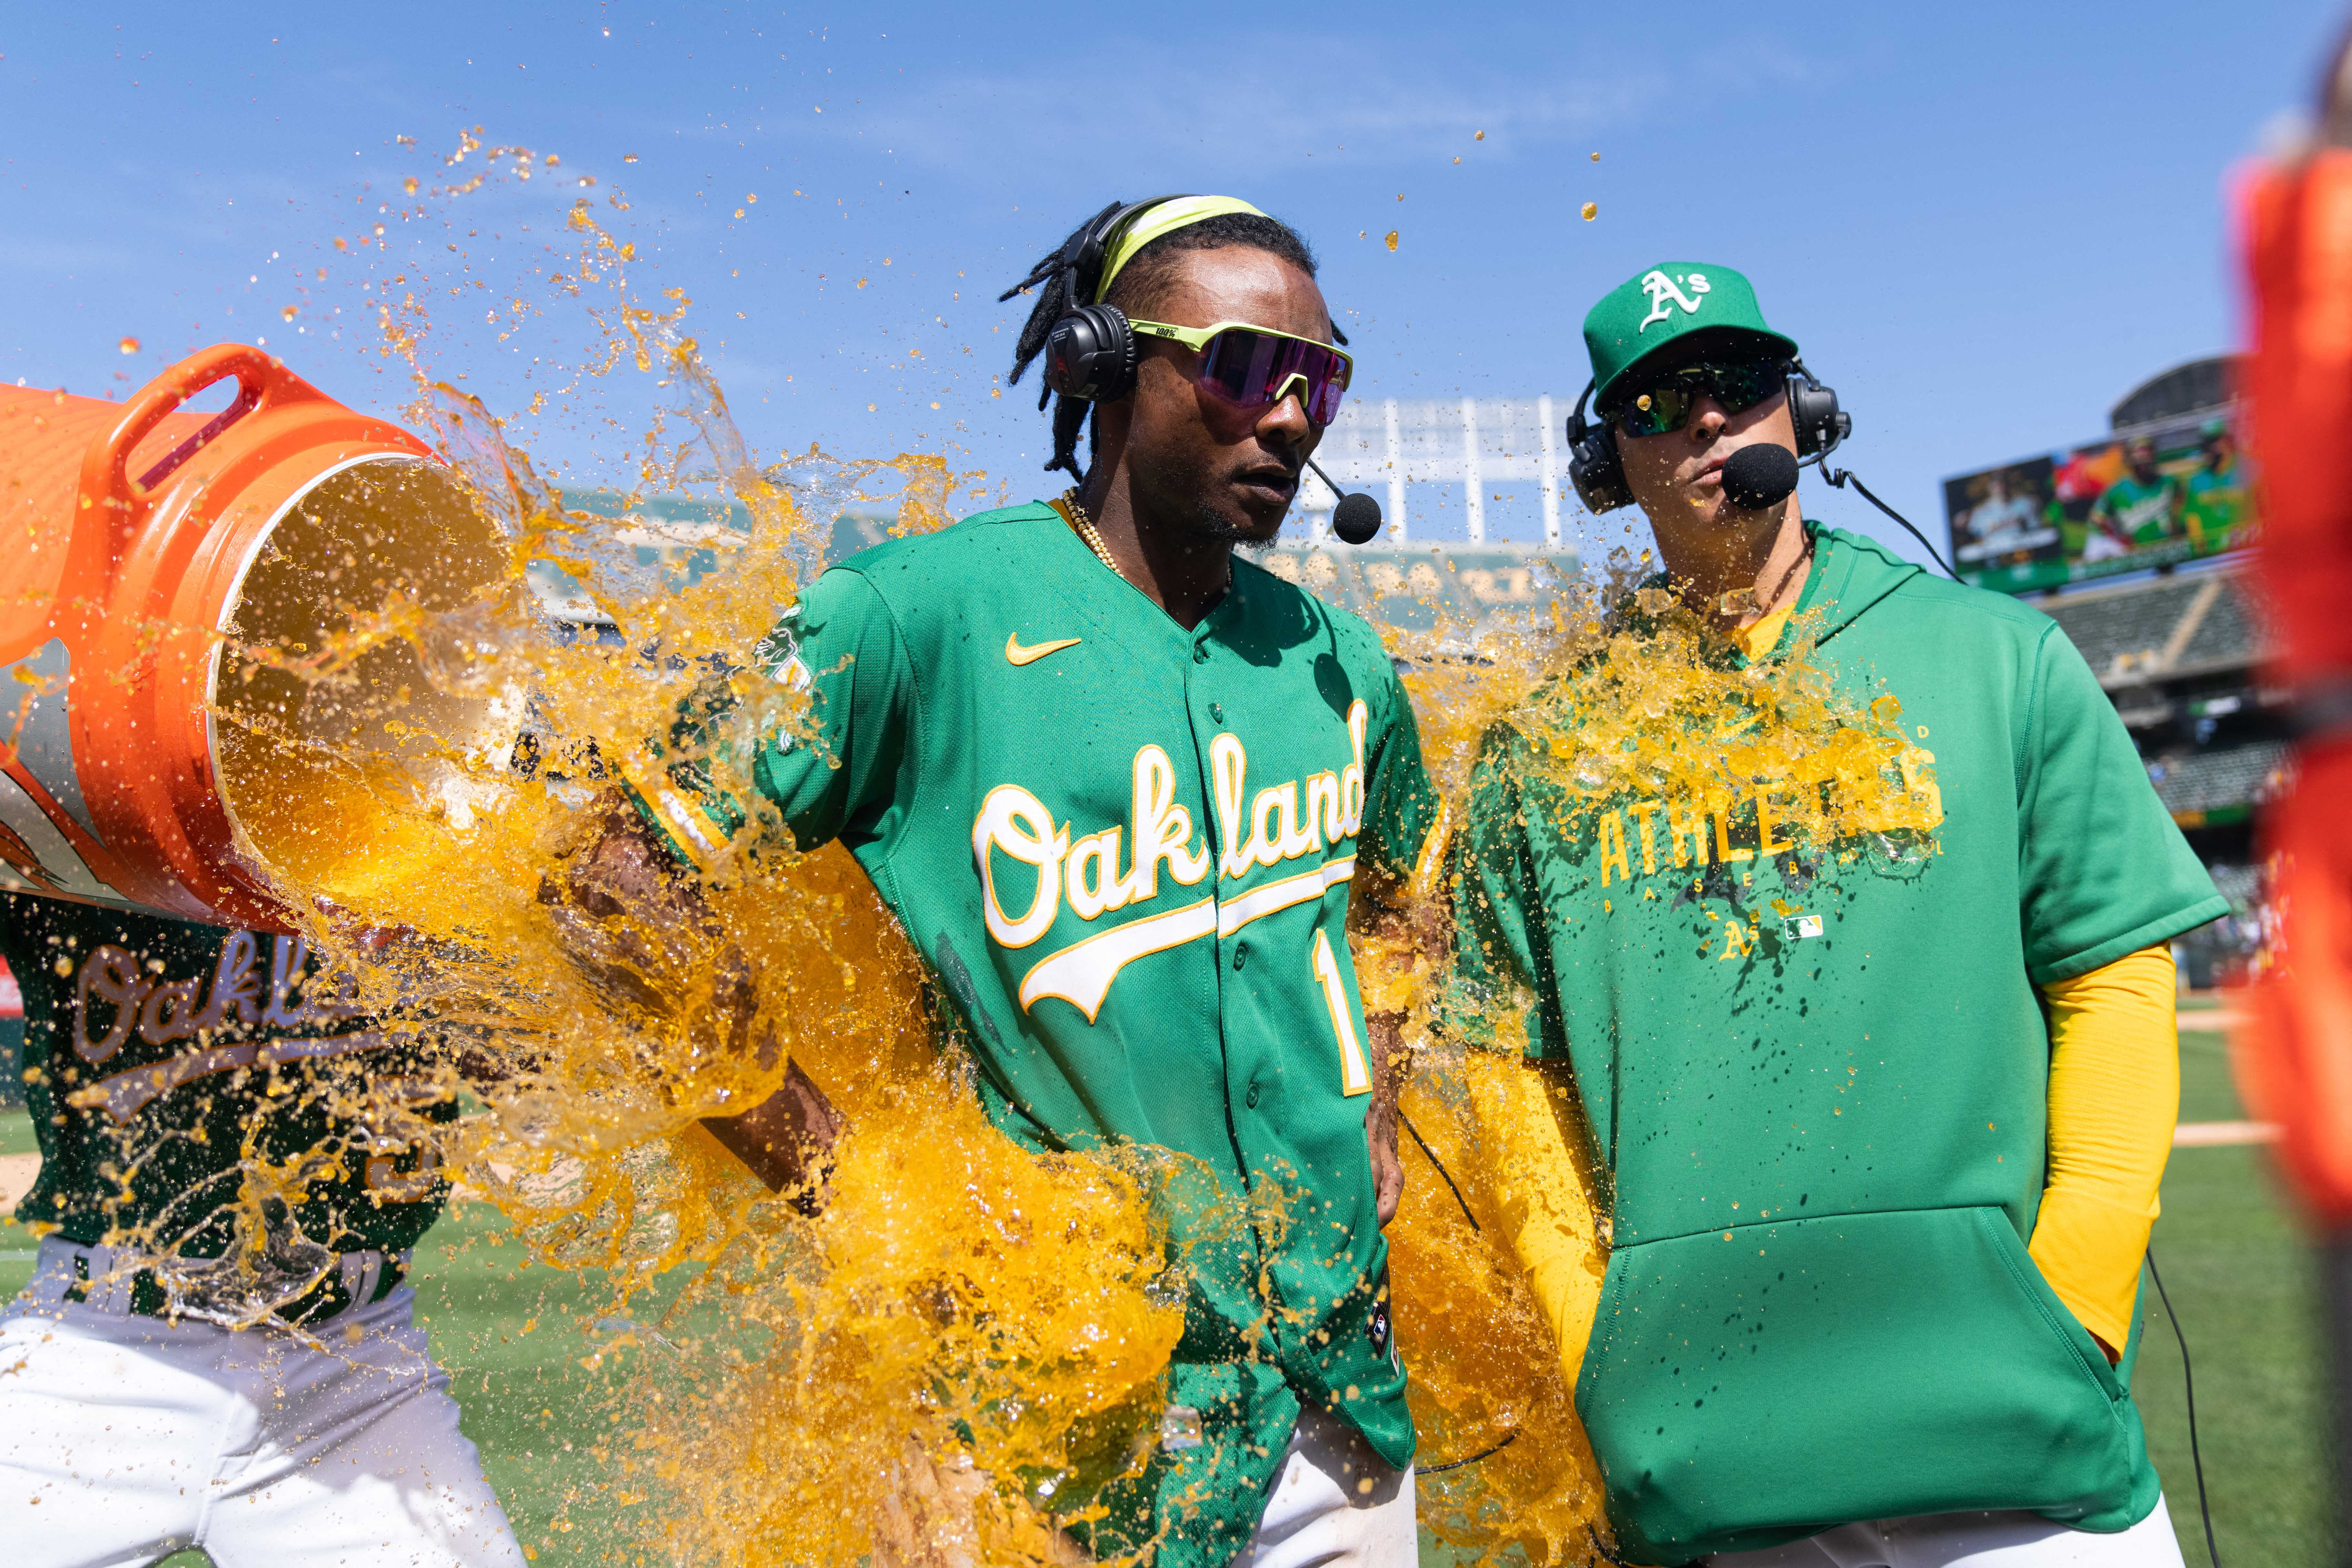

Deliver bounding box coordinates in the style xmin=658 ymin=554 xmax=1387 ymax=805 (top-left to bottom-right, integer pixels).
xmin=1240 ymin=1402 xmax=1419 ymax=1567
xmin=0 ymin=1237 xmax=523 ymax=1568
xmin=1708 ymin=1496 xmax=2188 ymax=1567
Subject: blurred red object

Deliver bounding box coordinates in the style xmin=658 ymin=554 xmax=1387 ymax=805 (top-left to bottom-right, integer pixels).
xmin=2237 ymin=145 xmax=2352 ymax=1230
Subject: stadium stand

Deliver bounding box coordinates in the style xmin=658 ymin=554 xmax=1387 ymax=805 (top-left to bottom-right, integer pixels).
xmin=2146 ymin=740 xmax=2292 ymax=818
xmin=2044 ymin=576 xmax=2213 ymax=684
xmin=2041 ymin=558 xmax=2280 ymax=985
xmin=2177 ymin=578 xmax=2263 ymax=675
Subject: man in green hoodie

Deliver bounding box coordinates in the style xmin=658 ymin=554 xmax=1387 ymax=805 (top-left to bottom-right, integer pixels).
xmin=1447 ymin=263 xmax=2226 ymax=1566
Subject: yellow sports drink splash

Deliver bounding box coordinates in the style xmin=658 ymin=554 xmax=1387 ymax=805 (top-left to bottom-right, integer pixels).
xmin=112 ymin=132 xmax=1936 ymax=1565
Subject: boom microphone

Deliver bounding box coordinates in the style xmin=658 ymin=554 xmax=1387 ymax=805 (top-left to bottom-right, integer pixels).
xmin=1722 ymin=443 xmax=1800 ymax=513
xmin=1308 ymin=458 xmax=1385 ymax=544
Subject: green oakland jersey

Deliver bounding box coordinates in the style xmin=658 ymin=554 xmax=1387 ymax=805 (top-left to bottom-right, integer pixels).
xmin=1447 ymin=529 xmax=2224 ymax=1563
xmin=2182 ymin=462 xmax=2245 ymax=552
xmin=2091 ymin=472 xmax=2181 ymax=545
xmin=634 ymin=502 xmax=1437 ymax=1564
xmin=2 ymin=895 xmax=453 ymax=1259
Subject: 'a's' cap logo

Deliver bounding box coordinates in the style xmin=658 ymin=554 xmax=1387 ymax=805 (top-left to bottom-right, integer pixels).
xmin=1637 ymin=269 xmax=1712 ymax=333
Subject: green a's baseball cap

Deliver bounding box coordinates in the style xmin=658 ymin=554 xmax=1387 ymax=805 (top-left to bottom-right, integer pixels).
xmin=1583 ymin=262 xmax=1799 ymax=408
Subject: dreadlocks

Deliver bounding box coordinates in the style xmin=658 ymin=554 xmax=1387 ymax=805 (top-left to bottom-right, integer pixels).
xmin=1000 ymin=203 xmax=1335 ymax=480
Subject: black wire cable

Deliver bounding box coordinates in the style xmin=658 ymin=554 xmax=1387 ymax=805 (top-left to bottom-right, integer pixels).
xmin=1417 ymin=1428 xmax=1519 ymax=1475
xmin=1817 ymin=462 xmax=1959 ymax=579
xmin=2146 ymin=1247 xmax=2223 ymax=1568
xmin=1397 ymin=1107 xmax=1479 ymax=1233
xmin=1394 ymin=1107 xmax=1519 ymax=1476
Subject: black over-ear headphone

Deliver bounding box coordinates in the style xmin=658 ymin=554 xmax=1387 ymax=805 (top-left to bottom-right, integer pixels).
xmin=1564 ymin=381 xmax=1635 ymax=515
xmin=1039 ymin=195 xmax=1188 ymax=403
xmin=1566 ymin=356 xmax=1850 ymax=514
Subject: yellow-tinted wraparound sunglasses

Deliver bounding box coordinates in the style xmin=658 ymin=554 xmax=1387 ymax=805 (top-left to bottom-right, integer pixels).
xmin=1128 ymin=319 xmax=1354 ymax=425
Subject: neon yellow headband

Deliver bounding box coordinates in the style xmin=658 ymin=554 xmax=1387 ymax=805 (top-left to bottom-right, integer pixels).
xmin=1094 ymin=195 xmax=1270 ymax=304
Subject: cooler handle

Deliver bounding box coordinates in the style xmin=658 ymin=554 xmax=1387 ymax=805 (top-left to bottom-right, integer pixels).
xmin=77 ymin=343 xmax=304 ymax=546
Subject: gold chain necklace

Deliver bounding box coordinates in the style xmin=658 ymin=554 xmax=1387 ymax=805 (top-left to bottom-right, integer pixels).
xmin=1061 ymin=488 xmax=1127 ymax=582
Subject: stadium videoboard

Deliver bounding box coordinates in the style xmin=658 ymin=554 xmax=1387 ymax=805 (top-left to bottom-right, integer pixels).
xmin=1943 ymin=413 xmax=2251 ymax=594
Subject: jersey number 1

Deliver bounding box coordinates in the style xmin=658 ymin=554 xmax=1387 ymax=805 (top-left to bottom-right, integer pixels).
xmin=1311 ymin=929 xmax=1374 ymax=1098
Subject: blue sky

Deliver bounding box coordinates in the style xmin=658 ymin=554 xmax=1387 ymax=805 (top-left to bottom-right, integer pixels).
xmin=2 ymin=2 xmax=2340 ymax=563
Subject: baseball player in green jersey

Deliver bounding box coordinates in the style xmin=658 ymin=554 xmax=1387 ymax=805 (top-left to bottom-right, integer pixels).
xmin=0 ymin=894 xmax=524 ymax=1566
xmin=2180 ymin=429 xmax=2245 ymax=555
xmin=557 ymin=196 xmax=1436 ymax=1566
xmin=1446 ymin=263 xmax=2227 ymax=1566
xmin=2086 ymin=438 xmax=2183 ymax=563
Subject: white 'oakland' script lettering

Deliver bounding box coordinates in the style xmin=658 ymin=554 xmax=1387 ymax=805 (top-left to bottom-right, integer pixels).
xmin=973 ymin=701 xmax=1369 ymax=1019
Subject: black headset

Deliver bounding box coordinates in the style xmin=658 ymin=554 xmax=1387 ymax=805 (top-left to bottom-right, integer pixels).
xmin=1038 ymin=194 xmax=1189 ymax=404
xmin=1566 ymin=355 xmax=1850 ymax=514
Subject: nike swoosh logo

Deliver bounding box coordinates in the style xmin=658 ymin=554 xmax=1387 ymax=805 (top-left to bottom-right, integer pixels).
xmin=1005 ymin=632 xmax=1082 ymax=667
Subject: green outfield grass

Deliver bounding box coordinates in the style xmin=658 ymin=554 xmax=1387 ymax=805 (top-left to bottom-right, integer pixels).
xmin=2139 ymin=1009 xmax=2336 ymax=1567
xmin=1 ymin=1010 xmax=2337 ymax=1565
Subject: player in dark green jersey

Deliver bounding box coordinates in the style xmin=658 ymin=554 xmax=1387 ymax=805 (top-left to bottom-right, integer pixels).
xmin=2 ymin=898 xmax=447 ymax=1264
xmin=0 ymin=893 xmax=522 ymax=1565
xmin=559 ymin=196 xmax=1434 ymax=1568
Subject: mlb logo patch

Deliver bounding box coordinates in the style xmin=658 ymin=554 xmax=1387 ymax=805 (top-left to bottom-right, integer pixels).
xmin=1781 ymin=914 xmax=1824 ymax=940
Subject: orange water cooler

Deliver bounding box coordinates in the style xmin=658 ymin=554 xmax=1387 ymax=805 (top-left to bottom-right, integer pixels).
xmin=0 ymin=344 xmax=504 ymax=931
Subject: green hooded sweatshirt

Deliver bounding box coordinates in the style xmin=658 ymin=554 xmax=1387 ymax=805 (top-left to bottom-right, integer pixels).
xmin=1449 ymin=526 xmax=2226 ymax=1563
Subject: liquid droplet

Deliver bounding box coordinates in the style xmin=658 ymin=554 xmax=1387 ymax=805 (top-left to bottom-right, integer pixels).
xmin=1582 ymin=202 xmax=1598 ymax=221
xmin=1475 ymin=130 xmax=1487 ymax=141
xmin=117 ymin=337 xmax=140 ymax=355
xmin=1384 ymin=231 xmax=1400 ymax=253
xmin=280 ymin=306 xmax=298 ymax=322
xmin=623 ymin=152 xmax=639 ymax=162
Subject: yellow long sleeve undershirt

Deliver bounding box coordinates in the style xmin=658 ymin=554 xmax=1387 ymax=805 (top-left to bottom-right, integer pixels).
xmin=1457 ymin=1052 xmax=1611 ymax=1376
xmin=1488 ymin=944 xmax=2180 ymax=1386
xmin=2029 ymin=943 xmax=2179 ymax=1358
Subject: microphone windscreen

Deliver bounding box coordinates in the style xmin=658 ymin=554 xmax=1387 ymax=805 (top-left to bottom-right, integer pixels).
xmin=1331 ymin=492 xmax=1383 ymax=545
xmin=1722 ymin=442 xmax=1800 ymax=512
